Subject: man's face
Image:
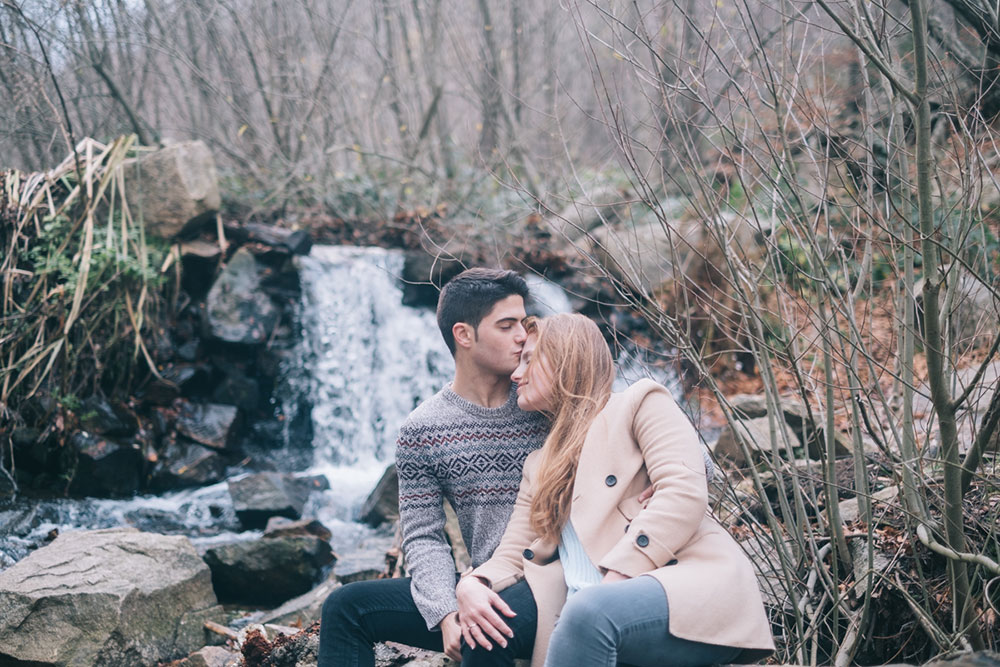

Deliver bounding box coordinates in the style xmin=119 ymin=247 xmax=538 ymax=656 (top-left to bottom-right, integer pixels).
xmin=466 ymin=295 xmax=528 ymax=376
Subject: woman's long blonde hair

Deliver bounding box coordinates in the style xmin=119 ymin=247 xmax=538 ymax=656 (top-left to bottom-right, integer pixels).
xmin=526 ymin=313 xmax=615 ymax=541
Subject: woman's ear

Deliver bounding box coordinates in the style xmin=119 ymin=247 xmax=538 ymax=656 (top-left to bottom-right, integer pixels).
xmin=453 ymin=322 xmax=475 ymax=350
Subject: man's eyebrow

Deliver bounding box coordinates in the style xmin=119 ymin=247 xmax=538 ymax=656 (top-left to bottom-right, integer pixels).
xmin=495 ymin=316 xmax=520 ymax=323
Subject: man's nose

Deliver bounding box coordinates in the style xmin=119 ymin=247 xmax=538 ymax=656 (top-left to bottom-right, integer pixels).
xmin=513 ymin=323 xmax=527 ymax=343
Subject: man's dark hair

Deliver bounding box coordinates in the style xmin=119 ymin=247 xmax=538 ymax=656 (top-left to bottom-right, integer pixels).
xmin=436 ymin=268 xmax=529 ymax=355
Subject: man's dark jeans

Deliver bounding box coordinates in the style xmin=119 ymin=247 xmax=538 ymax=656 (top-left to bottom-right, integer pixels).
xmin=318 ymin=576 xmax=537 ymax=667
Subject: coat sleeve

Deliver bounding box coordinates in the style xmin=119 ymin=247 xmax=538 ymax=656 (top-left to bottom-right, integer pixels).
xmin=468 ymin=450 xmax=540 ymax=592
xmin=598 ymin=384 xmax=709 ymax=576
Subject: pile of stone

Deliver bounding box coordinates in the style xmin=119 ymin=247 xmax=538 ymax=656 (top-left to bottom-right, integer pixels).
xmin=3 ymin=141 xmax=313 ymax=501
xmin=0 ymin=469 xmax=406 ymax=666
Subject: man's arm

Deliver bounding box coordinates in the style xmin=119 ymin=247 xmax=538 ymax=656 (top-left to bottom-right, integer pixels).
xmin=396 ymin=427 xmax=461 ymax=630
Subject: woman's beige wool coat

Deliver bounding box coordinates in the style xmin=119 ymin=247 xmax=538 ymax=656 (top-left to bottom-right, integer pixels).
xmin=470 ymin=379 xmax=775 ymax=667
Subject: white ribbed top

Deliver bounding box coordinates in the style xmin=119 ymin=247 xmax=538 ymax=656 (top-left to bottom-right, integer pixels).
xmin=558 ymin=520 xmax=603 ymax=597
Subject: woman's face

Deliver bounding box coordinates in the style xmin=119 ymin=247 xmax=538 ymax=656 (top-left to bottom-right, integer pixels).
xmin=511 ymin=333 xmax=556 ymax=412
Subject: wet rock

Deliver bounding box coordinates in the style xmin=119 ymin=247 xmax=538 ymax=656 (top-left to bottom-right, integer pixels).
xmin=376 ymin=642 xmax=456 ymax=667
xmin=264 ymin=517 xmax=333 ymax=541
xmin=176 ymin=401 xmax=241 ymax=450
xmin=257 ymin=576 xmax=340 ymax=628
xmin=712 ymin=416 xmax=800 ymax=468
xmin=229 ymin=472 xmax=308 ymax=529
xmin=212 ymin=371 xmax=261 ymax=412
xmin=151 ymin=439 xmax=226 ymax=491
xmin=360 ymin=464 xmax=399 ymax=526
xmin=128 ymin=140 xmax=222 ymax=239
xmin=69 ymin=431 xmax=142 ymax=497
xmin=142 ymin=364 xmax=212 ymax=405
xmin=181 ymin=239 xmax=223 ymax=261
xmin=295 ymin=474 xmax=332 ymax=494
xmin=242 ymin=222 xmax=313 ymax=256
xmin=0 ymin=527 xmax=223 ymax=666
xmin=10 ymin=426 xmax=50 ymax=472
xmin=203 ymin=535 xmax=335 ymax=606
xmin=79 ymin=395 xmax=139 ymax=437
xmin=176 ymin=645 xmax=241 ymax=667
xmin=334 ymin=534 xmax=397 ymax=584
xmin=205 ymin=248 xmax=278 ymax=344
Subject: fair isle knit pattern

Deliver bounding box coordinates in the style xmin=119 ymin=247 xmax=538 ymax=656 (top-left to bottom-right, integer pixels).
xmin=396 ymin=383 xmax=548 ymax=629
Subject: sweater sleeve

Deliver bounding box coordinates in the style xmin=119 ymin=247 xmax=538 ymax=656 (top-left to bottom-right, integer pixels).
xmin=598 ymin=384 xmax=709 ymax=576
xmin=396 ymin=425 xmax=459 ymax=630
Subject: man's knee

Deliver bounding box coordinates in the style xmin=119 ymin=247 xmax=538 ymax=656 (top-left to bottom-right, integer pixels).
xmin=321 ymin=582 xmax=363 ymax=628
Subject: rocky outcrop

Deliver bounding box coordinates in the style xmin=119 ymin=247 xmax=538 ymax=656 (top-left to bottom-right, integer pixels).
xmin=176 ymin=401 xmax=242 ymax=450
xmin=68 ymin=431 xmax=143 ymax=497
xmin=205 ymin=248 xmax=279 ymax=344
xmin=256 ymin=576 xmax=341 ymax=628
xmin=360 ymin=464 xmax=399 ymax=526
xmin=0 ymin=528 xmax=222 ymax=666
xmin=127 ymin=140 xmax=221 ymax=239
xmin=229 ymin=472 xmax=309 ymax=529
xmin=203 ymin=535 xmax=335 ymax=606
xmin=712 ymin=415 xmax=801 ymax=468
xmin=150 ymin=438 xmax=226 ymax=490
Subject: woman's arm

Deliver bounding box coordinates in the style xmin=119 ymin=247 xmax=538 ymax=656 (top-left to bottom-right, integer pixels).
xmin=598 ymin=384 xmax=709 ymax=576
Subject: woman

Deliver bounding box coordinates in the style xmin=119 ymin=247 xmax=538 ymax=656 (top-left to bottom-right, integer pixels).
xmin=455 ymin=313 xmax=774 ymax=667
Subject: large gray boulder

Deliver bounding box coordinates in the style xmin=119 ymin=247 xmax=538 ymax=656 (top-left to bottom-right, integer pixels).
xmin=589 ymin=219 xmax=704 ymax=295
xmin=0 ymin=528 xmax=223 ymax=666
xmin=712 ymin=416 xmax=800 ymax=468
xmin=126 ymin=141 xmax=221 ymax=239
xmin=205 ymin=248 xmax=278 ymax=344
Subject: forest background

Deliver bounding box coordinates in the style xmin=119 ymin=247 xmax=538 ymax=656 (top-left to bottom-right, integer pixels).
xmin=2 ymin=0 xmax=1000 ymax=665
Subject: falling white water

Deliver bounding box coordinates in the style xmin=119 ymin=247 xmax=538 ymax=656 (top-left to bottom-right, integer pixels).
xmin=292 ymin=246 xmax=455 ymax=467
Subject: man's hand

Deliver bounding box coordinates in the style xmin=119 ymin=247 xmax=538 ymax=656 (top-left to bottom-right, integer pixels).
xmin=455 ymin=576 xmax=516 ymax=651
xmin=440 ymin=611 xmax=464 ymax=661
xmin=602 ymin=569 xmax=630 ymax=583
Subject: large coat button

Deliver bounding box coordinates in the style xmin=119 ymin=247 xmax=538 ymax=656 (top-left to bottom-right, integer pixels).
xmin=605 ymin=475 xmax=617 ymax=487
xmin=636 ymin=534 xmax=650 ymax=547
xmin=523 ymin=548 xmax=535 ymax=560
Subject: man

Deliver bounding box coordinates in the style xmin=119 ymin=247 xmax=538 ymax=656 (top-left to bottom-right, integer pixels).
xmin=320 ymin=268 xmax=548 ymax=666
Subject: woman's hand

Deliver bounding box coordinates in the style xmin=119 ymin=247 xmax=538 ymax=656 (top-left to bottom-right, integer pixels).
xmin=455 ymin=575 xmax=516 ymax=651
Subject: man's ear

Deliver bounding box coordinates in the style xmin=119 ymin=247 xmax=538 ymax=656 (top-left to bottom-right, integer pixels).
xmin=452 ymin=322 xmax=475 ymax=350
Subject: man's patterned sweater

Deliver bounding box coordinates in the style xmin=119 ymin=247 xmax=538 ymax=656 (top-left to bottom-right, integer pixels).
xmin=396 ymin=384 xmax=549 ymax=629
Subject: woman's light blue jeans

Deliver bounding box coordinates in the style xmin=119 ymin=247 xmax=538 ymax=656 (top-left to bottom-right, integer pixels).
xmin=544 ymin=575 xmax=743 ymax=667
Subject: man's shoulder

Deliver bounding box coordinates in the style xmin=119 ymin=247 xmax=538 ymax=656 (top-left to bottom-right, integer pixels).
xmin=399 ymin=387 xmax=456 ymax=432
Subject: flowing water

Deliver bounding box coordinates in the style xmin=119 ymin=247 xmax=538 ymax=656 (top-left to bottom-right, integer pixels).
xmin=0 ymin=246 xmax=677 ymax=570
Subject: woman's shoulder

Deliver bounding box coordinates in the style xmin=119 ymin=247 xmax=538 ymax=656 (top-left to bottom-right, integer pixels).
xmin=617 ymin=378 xmax=674 ymax=405
xmin=600 ymin=378 xmax=675 ymax=422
